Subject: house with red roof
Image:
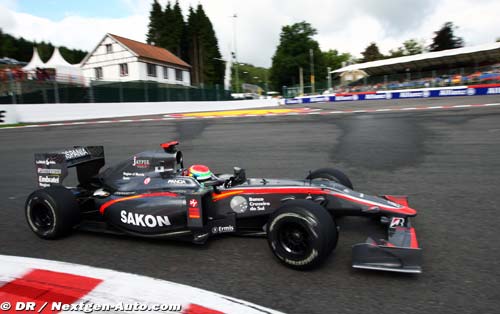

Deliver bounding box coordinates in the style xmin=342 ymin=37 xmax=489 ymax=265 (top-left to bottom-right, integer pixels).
xmin=81 ymin=34 xmax=191 ymax=86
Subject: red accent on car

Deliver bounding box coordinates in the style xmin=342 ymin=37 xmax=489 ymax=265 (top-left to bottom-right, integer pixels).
xmin=333 ymin=193 xmax=417 ymax=216
xmin=213 ymin=187 xmax=417 ymax=215
xmin=188 ymin=207 xmax=200 ymax=219
xmin=409 ymin=227 xmax=419 ymax=248
xmin=0 ymin=269 xmax=102 ymax=314
xmin=160 ymin=141 xmax=179 ymax=149
xmin=212 ymin=188 xmax=327 ymax=201
xmin=99 ymin=192 xmax=178 ymax=214
xmin=384 ymin=195 xmax=409 ymax=207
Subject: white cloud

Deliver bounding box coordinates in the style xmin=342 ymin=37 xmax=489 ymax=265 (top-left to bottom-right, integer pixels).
xmin=1 ymin=0 xmax=500 ymax=67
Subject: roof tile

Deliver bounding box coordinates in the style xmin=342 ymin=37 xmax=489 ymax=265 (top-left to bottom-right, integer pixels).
xmin=109 ymin=34 xmax=190 ymax=68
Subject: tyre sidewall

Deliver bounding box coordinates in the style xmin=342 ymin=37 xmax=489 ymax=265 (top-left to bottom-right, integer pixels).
xmin=267 ymin=201 xmax=336 ymax=270
xmin=26 ymin=192 xmax=58 ymax=238
xmin=25 ymin=187 xmax=79 ymax=239
xmin=307 ymin=168 xmax=353 ymax=189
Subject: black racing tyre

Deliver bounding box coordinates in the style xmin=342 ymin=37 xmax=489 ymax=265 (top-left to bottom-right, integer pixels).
xmin=25 ymin=186 xmax=80 ymax=239
xmin=306 ymin=167 xmax=353 ymax=189
xmin=266 ymin=200 xmax=338 ymax=270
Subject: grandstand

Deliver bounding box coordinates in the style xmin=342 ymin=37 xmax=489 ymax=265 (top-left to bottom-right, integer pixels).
xmin=330 ymin=42 xmax=500 ymax=93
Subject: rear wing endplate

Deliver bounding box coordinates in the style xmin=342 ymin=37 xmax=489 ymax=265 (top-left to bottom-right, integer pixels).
xmin=34 ymin=146 xmax=105 ymax=188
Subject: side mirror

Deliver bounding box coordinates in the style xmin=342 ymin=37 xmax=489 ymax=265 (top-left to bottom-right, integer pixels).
xmin=204 ymin=178 xmax=226 ymax=187
xmin=233 ymin=167 xmax=246 ymax=184
xmin=204 ymin=178 xmax=226 ymax=194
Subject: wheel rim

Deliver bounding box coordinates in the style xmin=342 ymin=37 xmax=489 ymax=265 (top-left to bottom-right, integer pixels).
xmin=30 ymin=202 xmax=54 ymax=232
xmin=277 ymin=222 xmax=311 ymax=256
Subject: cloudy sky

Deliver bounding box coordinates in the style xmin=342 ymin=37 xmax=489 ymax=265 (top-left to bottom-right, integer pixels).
xmin=1 ymin=0 xmax=499 ymax=67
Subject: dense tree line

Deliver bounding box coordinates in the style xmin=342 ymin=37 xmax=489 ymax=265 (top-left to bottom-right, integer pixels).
xmin=269 ymin=20 xmax=470 ymax=90
xmin=147 ymin=0 xmax=224 ymax=86
xmin=0 ymin=29 xmax=87 ymax=64
xmin=360 ymin=22 xmax=464 ymax=62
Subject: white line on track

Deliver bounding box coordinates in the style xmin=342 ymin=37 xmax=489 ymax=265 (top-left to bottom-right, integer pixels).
xmin=453 ymin=105 xmax=472 ymax=108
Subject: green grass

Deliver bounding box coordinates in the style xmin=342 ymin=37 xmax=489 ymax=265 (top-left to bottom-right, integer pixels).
xmin=0 ymin=123 xmax=26 ymax=128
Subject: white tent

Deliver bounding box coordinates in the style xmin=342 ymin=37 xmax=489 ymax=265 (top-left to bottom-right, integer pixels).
xmin=22 ymin=47 xmax=46 ymax=71
xmin=44 ymin=47 xmax=82 ymax=78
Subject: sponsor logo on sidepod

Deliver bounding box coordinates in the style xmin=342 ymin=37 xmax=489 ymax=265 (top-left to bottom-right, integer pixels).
xmin=120 ymin=210 xmax=171 ymax=227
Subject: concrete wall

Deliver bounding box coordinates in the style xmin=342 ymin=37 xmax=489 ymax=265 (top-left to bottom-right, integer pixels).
xmin=0 ymin=105 xmax=18 ymax=124
xmin=14 ymin=99 xmax=279 ymax=123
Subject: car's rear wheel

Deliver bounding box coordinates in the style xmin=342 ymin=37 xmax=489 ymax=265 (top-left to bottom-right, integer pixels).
xmin=306 ymin=168 xmax=353 ymax=189
xmin=25 ymin=186 xmax=80 ymax=239
xmin=266 ymin=200 xmax=338 ymax=270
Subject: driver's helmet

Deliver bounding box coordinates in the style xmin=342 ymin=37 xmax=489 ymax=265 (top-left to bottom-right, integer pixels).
xmin=188 ymin=164 xmax=213 ymax=182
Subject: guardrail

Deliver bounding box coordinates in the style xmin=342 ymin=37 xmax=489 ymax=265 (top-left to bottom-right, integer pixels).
xmin=281 ymin=84 xmax=500 ymax=105
xmin=11 ymin=98 xmax=278 ymax=123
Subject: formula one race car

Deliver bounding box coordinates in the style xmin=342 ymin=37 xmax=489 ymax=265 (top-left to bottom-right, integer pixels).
xmin=26 ymin=142 xmax=422 ymax=273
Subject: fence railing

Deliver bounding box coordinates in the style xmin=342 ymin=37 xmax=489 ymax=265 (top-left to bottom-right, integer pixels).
xmin=283 ymin=64 xmax=500 ymax=98
xmin=0 ymin=78 xmax=232 ymax=104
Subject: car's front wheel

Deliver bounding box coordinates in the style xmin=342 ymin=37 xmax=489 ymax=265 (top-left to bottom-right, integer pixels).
xmin=266 ymin=200 xmax=338 ymax=270
xmin=25 ymin=186 xmax=80 ymax=239
xmin=306 ymin=167 xmax=353 ymax=189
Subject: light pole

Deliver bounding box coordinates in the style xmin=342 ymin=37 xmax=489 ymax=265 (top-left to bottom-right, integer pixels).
xmin=309 ymin=49 xmax=315 ymax=94
xmin=232 ymin=14 xmax=239 ymax=93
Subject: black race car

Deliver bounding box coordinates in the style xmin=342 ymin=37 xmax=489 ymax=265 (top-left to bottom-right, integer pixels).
xmin=26 ymin=141 xmax=422 ymax=273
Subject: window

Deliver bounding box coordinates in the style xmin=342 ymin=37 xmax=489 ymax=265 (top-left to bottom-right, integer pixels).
xmin=95 ymin=67 xmax=103 ymax=80
xmin=119 ymin=63 xmax=128 ymax=77
xmin=175 ymin=69 xmax=183 ymax=81
xmin=105 ymin=44 xmax=112 ymax=54
xmin=163 ymin=66 xmax=169 ymax=79
xmin=147 ymin=63 xmax=157 ymax=77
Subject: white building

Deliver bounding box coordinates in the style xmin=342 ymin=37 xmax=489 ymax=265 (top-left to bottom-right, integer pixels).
xmin=81 ymin=34 xmax=191 ymax=86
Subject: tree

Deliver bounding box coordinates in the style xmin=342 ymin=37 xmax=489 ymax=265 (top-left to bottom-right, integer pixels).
xmin=323 ymin=49 xmax=351 ymax=70
xmin=361 ymin=42 xmax=384 ymax=62
xmin=429 ymin=22 xmax=464 ymax=52
xmin=158 ymin=1 xmax=185 ymax=57
xmin=403 ymin=39 xmax=424 ymax=55
xmin=146 ymin=0 xmax=163 ymax=45
xmin=269 ymin=21 xmax=326 ymax=91
xmin=170 ymin=1 xmax=185 ymax=57
xmin=387 ymin=39 xmax=424 ymax=58
xmin=185 ymin=5 xmax=224 ymax=86
xmin=388 ymin=47 xmax=405 ymax=58
xmin=231 ymin=63 xmax=269 ymax=92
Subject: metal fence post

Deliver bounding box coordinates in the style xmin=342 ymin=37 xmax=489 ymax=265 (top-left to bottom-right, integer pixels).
xmin=216 ymin=84 xmax=220 ymax=101
xmin=42 ymin=85 xmax=48 ymax=103
xmin=53 ymin=80 xmax=60 ymax=103
xmin=88 ymin=82 xmax=95 ymax=103
xmin=119 ymin=81 xmax=124 ymax=103
xmin=144 ymin=81 xmax=149 ymax=102
xmin=8 ymin=73 xmax=16 ymax=105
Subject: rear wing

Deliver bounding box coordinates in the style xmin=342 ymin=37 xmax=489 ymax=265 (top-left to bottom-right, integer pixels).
xmin=34 ymin=146 xmax=105 ymax=188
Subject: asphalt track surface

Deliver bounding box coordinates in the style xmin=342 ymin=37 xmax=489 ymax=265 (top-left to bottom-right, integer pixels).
xmin=1 ymin=95 xmax=500 ymax=314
